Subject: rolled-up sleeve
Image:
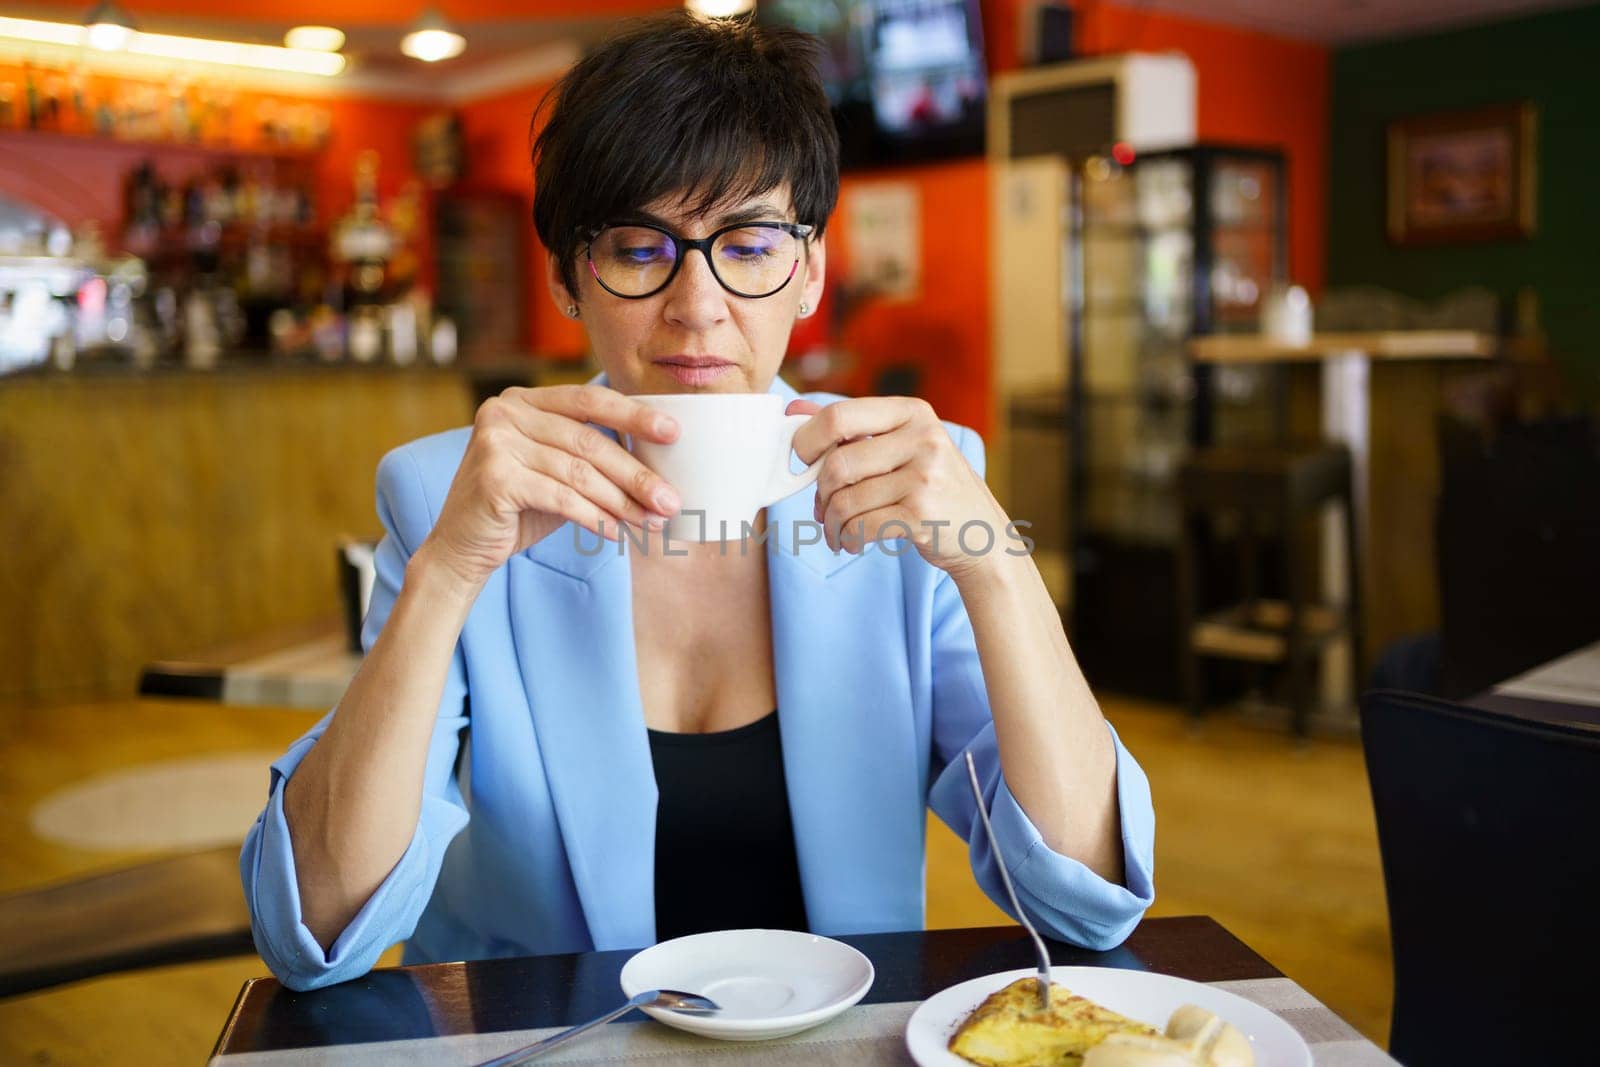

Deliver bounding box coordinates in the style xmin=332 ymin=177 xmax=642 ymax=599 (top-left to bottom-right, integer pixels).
xmin=239 ymin=446 xmax=471 ymax=990
xmin=924 ymin=424 xmax=1156 ymax=949
xmin=930 ymin=719 xmax=1155 ymax=949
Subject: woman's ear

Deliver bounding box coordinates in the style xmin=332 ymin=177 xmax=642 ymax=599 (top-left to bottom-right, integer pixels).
xmin=546 ymin=251 xmax=579 ymax=317
xmin=800 ymin=234 xmax=826 ymax=314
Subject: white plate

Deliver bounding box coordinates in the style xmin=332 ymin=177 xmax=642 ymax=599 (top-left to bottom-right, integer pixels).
xmin=620 ymin=929 xmax=875 ymax=1041
xmin=906 ymin=966 xmax=1312 ymax=1067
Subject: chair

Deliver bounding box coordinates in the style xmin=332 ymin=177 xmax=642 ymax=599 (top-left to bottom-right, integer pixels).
xmin=1360 ymin=689 xmax=1600 ymax=1066
xmin=1176 ymin=443 xmax=1362 ymax=736
xmin=338 ymin=539 xmax=378 ymax=654
xmin=0 ymin=845 xmax=254 ymax=997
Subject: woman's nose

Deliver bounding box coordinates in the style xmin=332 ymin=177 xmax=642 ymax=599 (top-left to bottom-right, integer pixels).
xmin=662 ymin=248 xmax=729 ymax=328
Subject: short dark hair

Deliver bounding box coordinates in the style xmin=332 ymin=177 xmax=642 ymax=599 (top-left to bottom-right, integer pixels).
xmin=532 ymin=13 xmax=840 ymax=298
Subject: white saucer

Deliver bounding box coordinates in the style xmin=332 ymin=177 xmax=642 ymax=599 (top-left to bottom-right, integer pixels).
xmin=620 ymin=929 xmax=875 ymax=1041
xmin=906 ymin=966 xmax=1312 ymax=1067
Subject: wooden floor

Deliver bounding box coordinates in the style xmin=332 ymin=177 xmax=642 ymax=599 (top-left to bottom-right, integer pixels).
xmin=0 ymin=695 xmax=1391 ymax=1063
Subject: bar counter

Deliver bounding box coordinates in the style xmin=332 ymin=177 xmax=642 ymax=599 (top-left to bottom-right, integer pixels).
xmin=0 ymin=357 xmax=570 ymax=708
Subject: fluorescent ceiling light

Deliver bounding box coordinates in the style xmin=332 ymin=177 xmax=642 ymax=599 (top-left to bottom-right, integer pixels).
xmin=0 ymin=15 xmax=82 ymax=47
xmin=0 ymin=15 xmax=345 ymax=76
xmin=284 ymin=26 xmax=345 ymax=53
xmin=401 ymin=9 xmax=466 ymax=63
xmin=84 ymin=1 xmax=134 ymax=52
xmin=129 ymin=31 xmax=346 ymax=76
xmin=686 ymin=0 xmax=756 ymax=17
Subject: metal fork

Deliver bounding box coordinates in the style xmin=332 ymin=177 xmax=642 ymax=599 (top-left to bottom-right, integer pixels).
xmin=965 ymin=750 xmax=1053 ymax=1013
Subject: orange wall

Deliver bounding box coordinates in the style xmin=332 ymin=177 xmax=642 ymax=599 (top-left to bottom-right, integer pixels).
xmin=454 ymin=78 xmax=587 ymax=360
xmin=1075 ymin=1 xmax=1329 ymax=292
xmin=801 ymin=160 xmax=993 ymax=437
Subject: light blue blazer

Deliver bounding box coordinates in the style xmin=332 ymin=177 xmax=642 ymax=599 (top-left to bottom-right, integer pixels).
xmin=241 ymin=374 xmax=1156 ymax=991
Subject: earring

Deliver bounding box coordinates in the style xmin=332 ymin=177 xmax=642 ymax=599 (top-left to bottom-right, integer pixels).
xmin=566 ymin=304 xmax=580 ymax=319
xmin=798 ymin=302 xmax=810 ymax=318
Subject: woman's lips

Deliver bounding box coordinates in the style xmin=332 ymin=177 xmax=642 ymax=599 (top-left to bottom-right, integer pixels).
xmin=653 ymin=360 xmax=734 ymax=386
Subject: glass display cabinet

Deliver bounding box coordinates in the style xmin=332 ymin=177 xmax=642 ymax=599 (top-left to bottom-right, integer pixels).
xmin=1067 ymin=145 xmax=1288 ymax=700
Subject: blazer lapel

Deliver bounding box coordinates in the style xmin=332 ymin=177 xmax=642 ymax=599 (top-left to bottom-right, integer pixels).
xmin=767 ymin=471 xmax=925 ymax=935
xmin=748 ymin=375 xmax=925 ymax=933
xmin=507 ymin=533 xmax=657 ymax=951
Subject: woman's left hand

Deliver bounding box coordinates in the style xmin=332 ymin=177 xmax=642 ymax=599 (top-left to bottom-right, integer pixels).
xmin=787 ymin=396 xmax=1017 ymax=581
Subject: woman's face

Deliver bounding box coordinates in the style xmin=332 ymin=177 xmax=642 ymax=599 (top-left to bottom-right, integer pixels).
xmin=548 ymin=184 xmax=826 ymax=396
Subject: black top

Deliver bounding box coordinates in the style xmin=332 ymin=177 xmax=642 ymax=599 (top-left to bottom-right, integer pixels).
xmin=647 ymin=710 xmax=809 ymax=941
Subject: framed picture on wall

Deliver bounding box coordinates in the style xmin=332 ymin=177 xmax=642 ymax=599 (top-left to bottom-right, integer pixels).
xmin=1387 ymin=102 xmax=1536 ymax=245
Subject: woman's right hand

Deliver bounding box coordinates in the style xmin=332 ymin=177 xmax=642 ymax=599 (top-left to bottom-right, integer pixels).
xmin=420 ymin=385 xmax=682 ymax=589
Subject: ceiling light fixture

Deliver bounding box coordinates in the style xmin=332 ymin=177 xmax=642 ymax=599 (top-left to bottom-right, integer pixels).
xmin=284 ymin=26 xmax=345 ymax=53
xmin=0 ymin=14 xmax=346 ymax=77
xmin=84 ymin=1 xmax=135 ymax=51
xmin=129 ymin=31 xmax=346 ymax=75
xmin=685 ymin=0 xmax=756 ymax=18
xmin=400 ymin=8 xmax=466 ymax=63
xmin=0 ymin=15 xmax=81 ymax=47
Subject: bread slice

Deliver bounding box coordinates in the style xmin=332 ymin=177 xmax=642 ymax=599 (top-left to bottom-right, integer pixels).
xmin=948 ymin=978 xmax=1162 ymax=1066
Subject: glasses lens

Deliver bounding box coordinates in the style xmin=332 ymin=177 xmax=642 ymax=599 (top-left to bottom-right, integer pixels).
xmin=711 ymin=225 xmax=799 ymax=296
xmin=589 ymin=226 xmax=677 ymax=296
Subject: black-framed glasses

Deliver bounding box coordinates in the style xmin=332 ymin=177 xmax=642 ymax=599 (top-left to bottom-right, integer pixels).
xmin=584 ymin=221 xmax=814 ymax=300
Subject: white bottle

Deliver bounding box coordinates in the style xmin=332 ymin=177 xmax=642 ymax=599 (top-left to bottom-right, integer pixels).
xmin=429 ymin=316 xmax=457 ymax=365
xmin=1261 ymin=284 xmax=1312 ymax=347
xmin=184 ymin=290 xmax=220 ymax=369
xmin=387 ymin=301 xmax=417 ymax=366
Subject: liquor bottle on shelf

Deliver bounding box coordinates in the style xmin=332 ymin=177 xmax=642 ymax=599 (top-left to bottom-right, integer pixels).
xmin=121 ymin=161 xmax=162 ymax=256
xmin=68 ymin=68 xmax=89 ymax=135
xmin=94 ymin=95 xmax=115 ymax=137
xmin=183 ymin=287 xmax=221 ymax=369
xmin=23 ymin=63 xmax=40 ymax=130
xmin=332 ymin=151 xmax=396 ymax=341
xmin=42 ymin=74 xmax=64 ymax=132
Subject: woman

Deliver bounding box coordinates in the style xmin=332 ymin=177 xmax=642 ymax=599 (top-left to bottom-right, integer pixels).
xmin=242 ymin=14 xmax=1154 ymax=992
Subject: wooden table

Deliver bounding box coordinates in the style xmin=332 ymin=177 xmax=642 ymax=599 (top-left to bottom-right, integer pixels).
xmin=1466 ymin=638 xmax=1600 ymax=729
xmin=1188 ymin=331 xmax=1495 ymax=714
xmin=1187 ymin=331 xmax=1495 ymax=366
xmin=140 ymin=618 xmax=358 ymax=709
xmin=210 ymin=919 xmax=1393 ymax=1064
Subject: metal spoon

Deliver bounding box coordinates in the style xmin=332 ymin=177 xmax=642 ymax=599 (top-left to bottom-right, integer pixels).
xmin=473 ymin=988 xmax=719 ymax=1067
xmin=966 ymin=750 xmax=1053 ymax=1014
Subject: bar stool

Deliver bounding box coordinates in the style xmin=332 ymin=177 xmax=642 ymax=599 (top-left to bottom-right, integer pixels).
xmin=1175 ymin=443 xmax=1363 ymax=737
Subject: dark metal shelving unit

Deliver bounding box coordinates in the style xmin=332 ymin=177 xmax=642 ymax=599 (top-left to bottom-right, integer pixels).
xmin=1066 ymin=144 xmax=1289 ymax=701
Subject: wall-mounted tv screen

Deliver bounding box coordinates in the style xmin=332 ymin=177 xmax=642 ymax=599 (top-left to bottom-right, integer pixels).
xmin=759 ymin=0 xmax=988 ymax=169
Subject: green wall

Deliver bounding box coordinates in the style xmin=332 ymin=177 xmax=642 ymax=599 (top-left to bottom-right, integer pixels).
xmin=1328 ymin=4 xmax=1600 ymax=396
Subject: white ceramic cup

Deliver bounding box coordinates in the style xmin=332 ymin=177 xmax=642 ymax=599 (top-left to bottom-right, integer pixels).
xmin=626 ymin=393 xmax=823 ymax=543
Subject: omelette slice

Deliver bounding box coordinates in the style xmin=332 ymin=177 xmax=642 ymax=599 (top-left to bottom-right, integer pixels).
xmin=948 ymin=978 xmax=1162 ymax=1066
